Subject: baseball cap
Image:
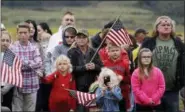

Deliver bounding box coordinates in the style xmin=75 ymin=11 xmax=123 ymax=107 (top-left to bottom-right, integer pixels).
xmin=77 ymin=29 xmax=89 ymax=37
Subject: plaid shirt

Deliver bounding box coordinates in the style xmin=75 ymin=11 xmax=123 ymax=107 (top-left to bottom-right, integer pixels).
xmin=9 ymin=41 xmax=42 ymax=93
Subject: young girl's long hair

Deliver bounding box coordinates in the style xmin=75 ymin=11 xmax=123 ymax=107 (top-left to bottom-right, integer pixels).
xmin=138 ymin=48 xmax=153 ymax=80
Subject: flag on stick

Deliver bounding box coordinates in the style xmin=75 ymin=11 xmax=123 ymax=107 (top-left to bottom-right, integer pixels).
xmin=1 ymin=49 xmax=23 ymax=88
xmin=106 ymin=19 xmax=133 ymax=46
xmin=65 ymin=88 xmax=96 ymax=108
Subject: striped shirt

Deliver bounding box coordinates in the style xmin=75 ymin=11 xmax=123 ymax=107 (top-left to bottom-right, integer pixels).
xmin=9 ymin=41 xmax=42 ymax=93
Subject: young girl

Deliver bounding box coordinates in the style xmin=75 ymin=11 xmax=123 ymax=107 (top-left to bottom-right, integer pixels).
xmin=42 ymin=55 xmax=76 ymax=112
xmin=131 ymin=48 xmax=165 ymax=111
xmin=1 ymin=31 xmax=14 ymax=111
xmin=96 ymin=67 xmax=123 ymax=112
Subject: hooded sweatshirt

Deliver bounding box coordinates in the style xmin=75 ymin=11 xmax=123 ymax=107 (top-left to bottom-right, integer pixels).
xmin=103 ymin=51 xmax=131 ymax=109
xmin=44 ymin=26 xmax=77 ymax=75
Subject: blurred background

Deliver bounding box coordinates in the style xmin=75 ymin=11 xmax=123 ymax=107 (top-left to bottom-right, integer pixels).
xmin=1 ymin=1 xmax=184 ymax=41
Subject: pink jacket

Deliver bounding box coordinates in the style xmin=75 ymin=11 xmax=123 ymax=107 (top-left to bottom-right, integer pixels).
xmin=131 ymin=67 xmax=165 ymax=106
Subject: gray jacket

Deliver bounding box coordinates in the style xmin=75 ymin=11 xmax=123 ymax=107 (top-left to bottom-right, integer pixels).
xmin=44 ymin=25 xmax=77 ymax=75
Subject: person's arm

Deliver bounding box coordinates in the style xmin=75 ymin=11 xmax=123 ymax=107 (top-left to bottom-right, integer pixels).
xmin=52 ymin=45 xmax=62 ymax=62
xmin=24 ymin=46 xmax=42 ymax=69
xmin=41 ymin=71 xmax=57 ymax=84
xmin=151 ymin=68 xmax=165 ymax=103
xmin=111 ymin=86 xmax=123 ymax=101
xmin=95 ymin=87 xmax=105 ymax=105
xmin=88 ymin=50 xmax=103 ymax=72
xmin=131 ymin=71 xmax=152 ymax=104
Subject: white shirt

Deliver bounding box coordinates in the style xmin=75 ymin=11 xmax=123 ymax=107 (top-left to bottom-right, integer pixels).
xmin=46 ymin=26 xmax=63 ymax=53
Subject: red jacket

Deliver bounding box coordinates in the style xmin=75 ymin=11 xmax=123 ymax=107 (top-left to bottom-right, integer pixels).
xmin=103 ymin=53 xmax=131 ymax=109
xmin=42 ymin=71 xmax=76 ymax=112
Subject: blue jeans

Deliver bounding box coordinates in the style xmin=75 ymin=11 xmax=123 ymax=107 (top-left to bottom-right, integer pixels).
xmin=160 ymin=91 xmax=179 ymax=112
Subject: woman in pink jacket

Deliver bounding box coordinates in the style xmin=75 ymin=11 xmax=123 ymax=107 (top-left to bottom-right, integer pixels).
xmin=131 ymin=48 xmax=165 ymax=111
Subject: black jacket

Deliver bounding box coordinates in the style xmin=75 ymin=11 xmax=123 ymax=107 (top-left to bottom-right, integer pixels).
xmin=67 ymin=47 xmax=103 ymax=92
xmin=141 ymin=36 xmax=185 ymax=91
xmin=91 ymin=32 xmax=102 ymax=49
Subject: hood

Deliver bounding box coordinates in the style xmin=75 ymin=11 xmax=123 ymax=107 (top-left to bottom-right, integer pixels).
xmin=62 ymin=25 xmax=77 ymax=47
xmin=98 ymin=67 xmax=120 ymax=88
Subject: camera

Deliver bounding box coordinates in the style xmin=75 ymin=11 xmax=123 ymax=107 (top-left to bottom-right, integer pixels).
xmin=104 ymin=76 xmax=110 ymax=86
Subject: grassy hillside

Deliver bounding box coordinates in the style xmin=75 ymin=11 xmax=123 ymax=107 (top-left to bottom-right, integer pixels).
xmin=1 ymin=1 xmax=184 ymax=41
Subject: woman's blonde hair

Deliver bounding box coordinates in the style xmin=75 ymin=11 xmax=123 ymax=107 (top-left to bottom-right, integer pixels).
xmin=54 ymin=55 xmax=72 ymax=73
xmin=152 ymin=15 xmax=176 ymax=37
xmin=138 ymin=48 xmax=153 ymax=80
xmin=1 ymin=31 xmax=12 ymax=42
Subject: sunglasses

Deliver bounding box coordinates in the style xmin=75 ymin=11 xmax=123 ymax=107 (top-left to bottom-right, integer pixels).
xmin=141 ymin=56 xmax=152 ymax=59
xmin=65 ymin=36 xmax=75 ymax=39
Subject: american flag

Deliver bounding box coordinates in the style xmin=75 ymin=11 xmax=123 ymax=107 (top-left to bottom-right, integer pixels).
xmin=65 ymin=89 xmax=96 ymax=108
xmin=106 ymin=19 xmax=133 ymax=46
xmin=1 ymin=49 xmax=23 ymax=88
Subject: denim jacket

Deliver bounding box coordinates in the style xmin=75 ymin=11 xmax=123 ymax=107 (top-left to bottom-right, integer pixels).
xmin=96 ymin=86 xmax=122 ymax=112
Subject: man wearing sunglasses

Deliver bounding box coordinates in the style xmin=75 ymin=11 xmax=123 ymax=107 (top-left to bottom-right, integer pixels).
xmin=45 ymin=25 xmax=77 ymax=74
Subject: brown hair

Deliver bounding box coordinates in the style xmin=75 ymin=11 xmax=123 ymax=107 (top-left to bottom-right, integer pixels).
xmin=152 ymin=16 xmax=176 ymax=37
xmin=65 ymin=27 xmax=77 ymax=36
xmin=138 ymin=48 xmax=153 ymax=80
xmin=16 ymin=22 xmax=30 ymax=32
xmin=64 ymin=11 xmax=74 ymax=16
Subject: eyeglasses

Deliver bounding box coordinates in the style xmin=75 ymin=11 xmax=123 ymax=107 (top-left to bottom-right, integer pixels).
xmin=141 ymin=56 xmax=152 ymax=59
xmin=65 ymin=36 xmax=75 ymax=39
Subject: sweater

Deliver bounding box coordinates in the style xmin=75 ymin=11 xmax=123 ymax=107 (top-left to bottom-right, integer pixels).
xmin=131 ymin=67 xmax=165 ymax=106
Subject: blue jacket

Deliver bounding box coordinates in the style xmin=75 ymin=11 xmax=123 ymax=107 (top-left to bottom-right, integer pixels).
xmin=96 ymin=86 xmax=122 ymax=112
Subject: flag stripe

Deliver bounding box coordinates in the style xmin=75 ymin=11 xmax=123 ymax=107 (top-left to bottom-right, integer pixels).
xmin=77 ymin=91 xmax=81 ymax=104
xmin=18 ymin=58 xmax=22 ymax=87
xmin=118 ymin=30 xmax=128 ymax=44
xmin=8 ymin=67 xmax=12 ymax=84
xmin=2 ymin=63 xmax=6 ymax=82
xmin=12 ymin=57 xmax=16 ymax=85
xmin=4 ymin=64 xmax=8 ymax=83
xmin=81 ymin=92 xmax=85 ymax=105
xmin=120 ymin=29 xmax=132 ymax=44
xmin=14 ymin=57 xmax=18 ymax=86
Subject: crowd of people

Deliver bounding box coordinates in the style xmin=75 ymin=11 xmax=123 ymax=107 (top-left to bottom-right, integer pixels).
xmin=1 ymin=11 xmax=185 ymax=112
